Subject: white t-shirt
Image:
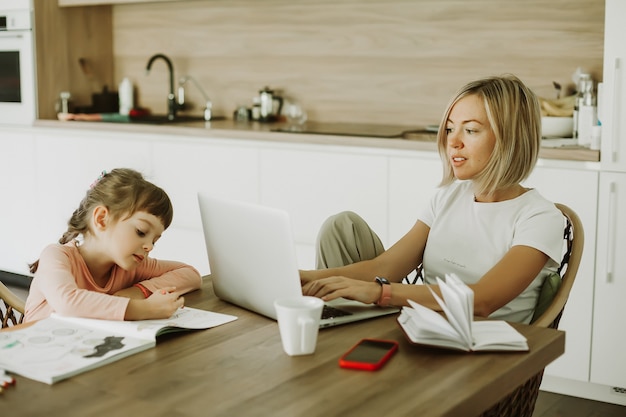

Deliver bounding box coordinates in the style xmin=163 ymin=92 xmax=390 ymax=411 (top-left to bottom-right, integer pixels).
xmin=419 ymin=181 xmax=564 ymax=324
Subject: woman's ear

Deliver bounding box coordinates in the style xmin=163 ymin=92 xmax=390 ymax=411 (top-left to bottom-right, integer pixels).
xmin=92 ymin=205 xmax=110 ymax=231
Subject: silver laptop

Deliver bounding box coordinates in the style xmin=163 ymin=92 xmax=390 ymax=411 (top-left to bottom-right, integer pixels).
xmin=197 ymin=193 xmax=399 ymax=328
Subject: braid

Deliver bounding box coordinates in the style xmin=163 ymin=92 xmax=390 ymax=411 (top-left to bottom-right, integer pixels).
xmin=59 ymin=204 xmax=91 ymax=244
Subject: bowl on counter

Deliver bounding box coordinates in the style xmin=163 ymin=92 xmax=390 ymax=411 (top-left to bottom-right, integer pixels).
xmin=541 ymin=116 xmax=573 ymax=138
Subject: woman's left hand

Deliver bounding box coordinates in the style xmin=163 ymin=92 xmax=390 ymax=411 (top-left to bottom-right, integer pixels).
xmin=302 ymin=276 xmax=381 ymax=304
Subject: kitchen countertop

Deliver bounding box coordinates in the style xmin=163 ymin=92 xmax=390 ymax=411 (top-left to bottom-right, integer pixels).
xmin=33 ymin=118 xmax=600 ymax=162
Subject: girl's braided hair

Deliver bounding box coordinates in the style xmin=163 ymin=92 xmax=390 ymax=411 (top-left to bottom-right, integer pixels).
xmin=29 ymin=168 xmax=173 ymax=273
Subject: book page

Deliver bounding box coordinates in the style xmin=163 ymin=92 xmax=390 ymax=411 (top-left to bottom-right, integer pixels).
xmin=398 ymin=307 xmax=469 ymax=351
xmin=0 ymin=317 xmax=153 ymax=384
xmin=445 ymin=274 xmax=474 ymax=320
xmin=471 ymin=321 xmax=529 ymax=351
xmin=53 ymin=307 xmax=237 ymax=341
xmin=400 ymin=300 xmax=471 ymax=350
xmin=432 ymin=277 xmax=471 ymax=347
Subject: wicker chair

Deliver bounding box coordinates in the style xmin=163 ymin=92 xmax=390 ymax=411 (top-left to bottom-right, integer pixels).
xmin=1 ymin=280 xmax=26 ymax=328
xmin=479 ymin=203 xmax=584 ymax=417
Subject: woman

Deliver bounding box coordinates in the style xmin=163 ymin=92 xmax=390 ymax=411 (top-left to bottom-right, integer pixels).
xmin=301 ymin=75 xmax=564 ymax=324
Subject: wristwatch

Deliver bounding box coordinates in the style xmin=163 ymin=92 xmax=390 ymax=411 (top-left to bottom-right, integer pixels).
xmin=375 ymin=276 xmax=392 ymax=307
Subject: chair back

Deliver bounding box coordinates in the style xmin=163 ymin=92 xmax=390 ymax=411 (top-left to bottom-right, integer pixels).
xmin=531 ymin=203 xmax=584 ymax=329
xmin=1 ymin=281 xmax=26 ymax=328
xmin=480 ymin=202 xmax=584 ymax=417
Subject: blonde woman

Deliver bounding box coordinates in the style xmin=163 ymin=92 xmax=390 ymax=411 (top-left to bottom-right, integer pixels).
xmin=301 ymin=75 xmax=563 ymax=324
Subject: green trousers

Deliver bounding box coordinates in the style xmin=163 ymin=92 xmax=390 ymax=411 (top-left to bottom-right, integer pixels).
xmin=315 ymin=211 xmax=386 ymax=269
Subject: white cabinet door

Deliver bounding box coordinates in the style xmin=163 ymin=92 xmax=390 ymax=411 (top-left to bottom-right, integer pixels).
xmin=0 ymin=129 xmax=37 ymax=275
xmin=591 ymin=172 xmax=626 ymax=388
xmin=260 ymin=145 xmax=388 ymax=269
xmin=388 ymin=153 xmax=441 ymax=246
xmin=151 ymin=138 xmax=260 ymax=275
xmin=601 ymin=0 xmax=626 ymax=172
xmin=524 ymin=165 xmax=599 ymax=382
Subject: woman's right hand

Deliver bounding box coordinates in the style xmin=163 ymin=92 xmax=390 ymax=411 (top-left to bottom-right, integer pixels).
xmin=299 ymin=270 xmax=317 ymax=285
xmin=302 ymin=276 xmax=381 ymax=305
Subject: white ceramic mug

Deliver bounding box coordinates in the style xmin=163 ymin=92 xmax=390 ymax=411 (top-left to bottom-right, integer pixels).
xmin=274 ymin=296 xmax=324 ymax=356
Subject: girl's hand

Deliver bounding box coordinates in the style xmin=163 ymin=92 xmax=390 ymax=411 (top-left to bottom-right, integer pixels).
xmin=145 ymin=287 xmax=184 ymax=318
xmin=125 ymin=286 xmax=184 ymax=320
xmin=302 ymin=276 xmax=381 ymax=305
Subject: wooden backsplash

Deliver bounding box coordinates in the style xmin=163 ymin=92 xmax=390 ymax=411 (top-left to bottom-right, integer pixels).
xmin=112 ymin=0 xmax=605 ymax=126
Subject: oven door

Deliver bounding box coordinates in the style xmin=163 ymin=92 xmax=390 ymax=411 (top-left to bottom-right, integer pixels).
xmin=0 ymin=29 xmax=36 ymax=125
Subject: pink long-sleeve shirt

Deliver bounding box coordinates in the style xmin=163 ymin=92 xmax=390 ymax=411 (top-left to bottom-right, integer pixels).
xmin=24 ymin=241 xmax=202 ymax=322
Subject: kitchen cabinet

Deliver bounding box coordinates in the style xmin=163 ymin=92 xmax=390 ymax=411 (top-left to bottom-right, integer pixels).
xmin=388 ymin=153 xmax=441 ymax=244
xmin=150 ymin=138 xmax=260 ymax=275
xmin=601 ymin=0 xmax=626 ymax=172
xmin=259 ymin=145 xmax=389 ymax=269
xmin=585 ymin=0 xmax=626 ymax=396
xmin=590 ymin=172 xmax=626 ymax=389
xmin=0 ymin=129 xmax=37 ymax=276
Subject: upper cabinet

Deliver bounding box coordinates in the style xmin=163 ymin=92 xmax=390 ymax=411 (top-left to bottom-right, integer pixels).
xmin=601 ymin=0 xmax=626 ymax=172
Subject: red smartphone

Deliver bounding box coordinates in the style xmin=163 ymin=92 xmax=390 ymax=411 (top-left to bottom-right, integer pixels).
xmin=339 ymin=339 xmax=399 ymax=371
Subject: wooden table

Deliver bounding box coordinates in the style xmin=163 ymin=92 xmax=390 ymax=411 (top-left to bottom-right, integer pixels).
xmin=1 ymin=277 xmax=564 ymax=417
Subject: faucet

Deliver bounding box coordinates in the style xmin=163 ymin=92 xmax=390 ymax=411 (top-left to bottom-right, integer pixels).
xmin=146 ymin=53 xmax=176 ymax=120
xmin=178 ymin=75 xmax=213 ymax=121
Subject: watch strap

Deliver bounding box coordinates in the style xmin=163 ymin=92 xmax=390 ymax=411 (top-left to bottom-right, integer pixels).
xmin=375 ymin=276 xmax=392 ymax=307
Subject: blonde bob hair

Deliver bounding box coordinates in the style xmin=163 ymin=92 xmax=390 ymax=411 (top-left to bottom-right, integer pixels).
xmin=437 ymin=74 xmax=542 ymax=197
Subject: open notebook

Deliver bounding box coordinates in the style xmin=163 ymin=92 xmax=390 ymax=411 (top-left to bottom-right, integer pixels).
xmin=197 ymin=194 xmax=399 ymax=328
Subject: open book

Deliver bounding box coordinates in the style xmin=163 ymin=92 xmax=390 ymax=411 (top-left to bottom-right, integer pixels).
xmin=0 ymin=307 xmax=237 ymax=384
xmin=397 ymin=274 xmax=528 ymax=352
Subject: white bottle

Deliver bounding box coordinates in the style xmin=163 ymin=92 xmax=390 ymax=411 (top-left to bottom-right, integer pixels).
xmin=578 ymin=105 xmax=597 ymax=147
xmin=118 ymin=78 xmax=134 ymax=116
xmin=590 ymin=124 xmax=602 ymax=151
xmin=576 ymin=77 xmax=596 ymax=147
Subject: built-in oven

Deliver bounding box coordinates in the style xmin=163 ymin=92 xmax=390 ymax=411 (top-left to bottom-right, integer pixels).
xmin=0 ymin=0 xmax=36 ymax=125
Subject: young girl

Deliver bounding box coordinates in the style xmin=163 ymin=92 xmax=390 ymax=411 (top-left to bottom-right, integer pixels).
xmin=301 ymin=75 xmax=565 ymax=324
xmin=24 ymin=168 xmax=202 ymax=322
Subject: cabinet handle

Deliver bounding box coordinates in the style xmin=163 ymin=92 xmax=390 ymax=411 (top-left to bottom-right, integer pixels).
xmin=0 ymin=33 xmax=25 ymax=40
xmin=610 ymin=58 xmax=622 ymax=163
xmin=606 ymin=181 xmax=617 ymax=283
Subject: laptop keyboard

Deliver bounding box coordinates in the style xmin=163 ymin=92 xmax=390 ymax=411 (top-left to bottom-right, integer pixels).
xmin=322 ymin=304 xmax=353 ymax=319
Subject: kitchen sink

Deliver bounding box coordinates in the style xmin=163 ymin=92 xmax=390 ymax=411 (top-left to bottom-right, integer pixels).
xmin=271 ymin=122 xmax=437 ymax=140
xmin=272 ymin=122 xmax=414 ymax=138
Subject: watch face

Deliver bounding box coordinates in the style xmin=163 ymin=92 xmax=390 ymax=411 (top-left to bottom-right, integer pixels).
xmin=376 ymin=277 xmax=390 ymax=285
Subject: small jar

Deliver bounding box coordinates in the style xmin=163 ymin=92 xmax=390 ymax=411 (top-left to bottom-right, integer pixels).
xmin=251 ymin=97 xmax=261 ymax=121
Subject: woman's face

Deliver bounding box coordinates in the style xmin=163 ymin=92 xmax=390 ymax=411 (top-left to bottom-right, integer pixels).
xmin=445 ymin=94 xmax=496 ymax=181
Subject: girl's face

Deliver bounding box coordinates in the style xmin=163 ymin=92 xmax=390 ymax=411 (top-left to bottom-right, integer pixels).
xmin=445 ymin=94 xmax=496 ymax=181
xmin=107 ymin=211 xmax=165 ymax=271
